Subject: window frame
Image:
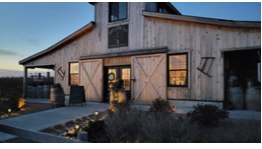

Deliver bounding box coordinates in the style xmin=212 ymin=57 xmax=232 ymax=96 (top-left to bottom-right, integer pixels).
xmin=109 ymin=2 xmax=128 ymax=23
xmin=167 ymin=53 xmax=188 ymax=87
xmin=68 ymin=62 xmax=79 ymax=86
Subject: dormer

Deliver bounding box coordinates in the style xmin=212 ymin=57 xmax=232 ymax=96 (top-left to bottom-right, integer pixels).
xmin=145 ymin=2 xmax=181 ymax=15
xmin=90 ymin=2 xmax=181 ymax=24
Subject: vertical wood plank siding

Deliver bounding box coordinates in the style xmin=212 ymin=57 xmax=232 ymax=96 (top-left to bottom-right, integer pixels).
xmin=143 ymin=17 xmax=260 ymax=101
xmin=23 ymin=3 xmax=260 ymax=102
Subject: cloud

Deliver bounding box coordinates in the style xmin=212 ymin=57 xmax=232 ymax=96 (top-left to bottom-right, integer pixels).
xmin=20 ymin=37 xmax=40 ymax=45
xmin=0 ymin=49 xmax=21 ymax=57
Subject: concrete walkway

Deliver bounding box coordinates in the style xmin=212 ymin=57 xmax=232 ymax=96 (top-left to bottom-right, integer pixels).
xmin=0 ymin=101 xmax=110 ymax=142
xmin=0 ymin=102 xmax=109 ymax=131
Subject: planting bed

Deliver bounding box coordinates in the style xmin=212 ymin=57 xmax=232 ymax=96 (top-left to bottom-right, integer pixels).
xmin=0 ymin=102 xmax=52 ymax=119
xmin=40 ymin=111 xmax=107 ymax=139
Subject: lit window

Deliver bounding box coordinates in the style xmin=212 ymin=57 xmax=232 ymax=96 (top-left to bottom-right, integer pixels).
xmin=69 ymin=63 xmax=79 ymax=86
xmin=109 ymin=2 xmax=127 ymax=22
xmin=168 ymin=54 xmax=188 ymax=87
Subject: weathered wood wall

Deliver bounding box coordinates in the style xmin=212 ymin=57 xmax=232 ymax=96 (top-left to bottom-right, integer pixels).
xmin=104 ymin=56 xmax=131 ymax=66
xmin=23 ymin=3 xmax=146 ymax=95
xmin=143 ymin=17 xmax=261 ymax=101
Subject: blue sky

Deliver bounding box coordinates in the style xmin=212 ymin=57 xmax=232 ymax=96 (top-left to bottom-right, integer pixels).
xmin=0 ymin=2 xmax=261 ymax=77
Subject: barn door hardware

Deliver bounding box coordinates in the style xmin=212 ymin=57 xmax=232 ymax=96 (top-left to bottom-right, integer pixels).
xmin=57 ymin=66 xmax=66 ymax=80
xmin=130 ymin=78 xmax=136 ymax=82
xmin=197 ymin=57 xmax=215 ymax=78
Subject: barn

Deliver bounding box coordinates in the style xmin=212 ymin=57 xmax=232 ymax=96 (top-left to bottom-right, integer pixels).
xmin=19 ymin=2 xmax=261 ymax=111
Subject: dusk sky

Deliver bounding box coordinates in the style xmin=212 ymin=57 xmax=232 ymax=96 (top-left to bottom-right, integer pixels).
xmin=0 ymin=2 xmax=261 ymax=77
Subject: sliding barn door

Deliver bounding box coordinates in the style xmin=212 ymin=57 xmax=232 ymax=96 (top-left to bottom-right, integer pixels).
xmin=79 ymin=59 xmax=103 ymax=102
xmin=132 ymin=54 xmax=167 ymax=103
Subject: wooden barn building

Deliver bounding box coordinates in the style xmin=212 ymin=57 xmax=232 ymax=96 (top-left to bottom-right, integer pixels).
xmin=19 ymin=2 xmax=261 ymax=110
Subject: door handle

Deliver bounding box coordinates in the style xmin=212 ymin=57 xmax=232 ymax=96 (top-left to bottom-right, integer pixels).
xmin=131 ymin=78 xmax=136 ymax=82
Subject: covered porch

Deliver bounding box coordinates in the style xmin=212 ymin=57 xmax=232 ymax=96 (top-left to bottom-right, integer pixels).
xmin=22 ymin=64 xmax=55 ymax=98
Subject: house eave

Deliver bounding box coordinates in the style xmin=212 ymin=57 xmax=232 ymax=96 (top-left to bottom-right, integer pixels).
xmin=143 ymin=11 xmax=261 ymax=28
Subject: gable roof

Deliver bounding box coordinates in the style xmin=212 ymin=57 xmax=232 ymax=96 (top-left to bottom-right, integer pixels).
xmin=19 ymin=3 xmax=260 ymax=65
xmin=19 ymin=21 xmax=95 ymax=65
xmin=143 ymin=11 xmax=261 ymax=28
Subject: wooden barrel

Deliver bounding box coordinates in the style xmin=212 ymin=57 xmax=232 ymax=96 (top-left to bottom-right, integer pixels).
xmin=37 ymin=85 xmax=44 ymax=98
xmin=31 ymin=86 xmax=37 ymax=98
xmin=229 ymin=87 xmax=244 ymax=110
xmin=27 ymin=86 xmax=32 ymax=98
xmin=228 ymin=74 xmax=237 ymax=87
xmin=43 ymin=85 xmax=50 ymax=98
xmin=50 ymin=86 xmax=65 ymax=107
xmin=246 ymin=82 xmax=261 ymax=111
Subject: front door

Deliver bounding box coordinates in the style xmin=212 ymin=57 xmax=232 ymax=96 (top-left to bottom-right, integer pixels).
xmin=104 ymin=66 xmax=131 ymax=102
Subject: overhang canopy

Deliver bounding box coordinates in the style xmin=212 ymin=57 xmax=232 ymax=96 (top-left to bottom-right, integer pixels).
xmin=80 ymin=47 xmax=168 ymax=60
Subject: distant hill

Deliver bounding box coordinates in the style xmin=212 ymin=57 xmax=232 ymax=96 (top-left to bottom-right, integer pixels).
xmin=0 ymin=69 xmax=24 ymax=77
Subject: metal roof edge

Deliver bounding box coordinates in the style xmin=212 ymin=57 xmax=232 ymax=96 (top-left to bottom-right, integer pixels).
xmin=143 ymin=11 xmax=261 ymax=28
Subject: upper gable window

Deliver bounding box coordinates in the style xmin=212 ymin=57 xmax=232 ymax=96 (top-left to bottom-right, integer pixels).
xmin=109 ymin=2 xmax=127 ymax=22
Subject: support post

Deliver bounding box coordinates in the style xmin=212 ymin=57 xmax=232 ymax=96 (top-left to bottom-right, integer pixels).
xmin=23 ymin=67 xmax=28 ymax=98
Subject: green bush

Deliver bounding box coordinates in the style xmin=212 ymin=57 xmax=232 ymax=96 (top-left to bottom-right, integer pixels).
xmin=148 ymin=98 xmax=176 ymax=114
xmin=187 ymin=104 xmax=229 ymax=126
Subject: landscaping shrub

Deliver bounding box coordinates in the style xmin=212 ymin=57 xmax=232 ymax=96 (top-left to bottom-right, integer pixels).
xmin=203 ymin=119 xmax=261 ymax=143
xmin=0 ymin=77 xmax=23 ymax=115
xmin=187 ymin=104 xmax=229 ymax=126
xmin=148 ymin=98 xmax=176 ymax=114
xmin=108 ymin=98 xmax=131 ymax=114
xmin=87 ymin=119 xmax=106 ymax=143
xmin=93 ymin=99 xmax=201 ymax=143
xmin=86 ymin=100 xmax=260 ymax=143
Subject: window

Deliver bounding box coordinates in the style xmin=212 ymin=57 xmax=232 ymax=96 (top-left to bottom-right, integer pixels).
xmin=168 ymin=54 xmax=188 ymax=87
xmin=158 ymin=3 xmax=164 ymax=13
xmin=109 ymin=2 xmax=127 ymax=22
xmin=69 ymin=62 xmax=79 ymax=86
